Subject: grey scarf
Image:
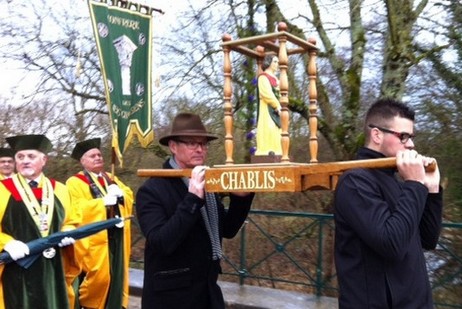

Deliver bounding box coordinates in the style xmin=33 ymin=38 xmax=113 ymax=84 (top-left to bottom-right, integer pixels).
xmin=169 ymin=157 xmax=223 ymax=260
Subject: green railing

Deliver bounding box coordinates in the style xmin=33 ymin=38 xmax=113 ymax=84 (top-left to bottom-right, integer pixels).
xmin=130 ymin=210 xmax=462 ymax=308
xmin=220 ymin=210 xmax=337 ymax=297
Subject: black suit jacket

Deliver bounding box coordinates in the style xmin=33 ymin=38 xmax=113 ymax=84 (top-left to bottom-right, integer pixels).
xmin=136 ymin=160 xmax=254 ymax=309
xmin=334 ymin=147 xmax=443 ymax=309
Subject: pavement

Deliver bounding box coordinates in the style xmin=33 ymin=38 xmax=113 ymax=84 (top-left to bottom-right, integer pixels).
xmin=127 ymin=268 xmax=339 ymax=309
xmin=128 ymin=295 xmax=141 ymax=309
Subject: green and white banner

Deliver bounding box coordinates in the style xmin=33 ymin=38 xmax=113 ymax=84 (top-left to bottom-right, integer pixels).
xmin=88 ymin=0 xmax=153 ymax=163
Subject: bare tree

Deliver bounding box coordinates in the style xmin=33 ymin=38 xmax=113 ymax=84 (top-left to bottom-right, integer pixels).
xmin=154 ymin=0 xmax=454 ymax=162
xmin=0 ymin=1 xmax=110 ymax=152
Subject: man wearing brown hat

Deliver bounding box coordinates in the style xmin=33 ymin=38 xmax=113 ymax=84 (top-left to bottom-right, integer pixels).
xmin=0 ymin=134 xmax=80 ymax=309
xmin=0 ymin=147 xmax=15 ymax=180
xmin=136 ymin=113 xmax=255 ymax=309
xmin=66 ymin=137 xmax=133 ymax=309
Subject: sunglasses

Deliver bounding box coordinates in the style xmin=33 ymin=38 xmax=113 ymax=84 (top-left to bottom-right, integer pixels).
xmin=175 ymin=140 xmax=209 ymax=150
xmin=368 ymin=124 xmax=415 ymax=144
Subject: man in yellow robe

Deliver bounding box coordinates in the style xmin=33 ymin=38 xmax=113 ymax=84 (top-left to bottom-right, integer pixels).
xmin=0 ymin=134 xmax=80 ymax=309
xmin=66 ymin=138 xmax=133 ymax=309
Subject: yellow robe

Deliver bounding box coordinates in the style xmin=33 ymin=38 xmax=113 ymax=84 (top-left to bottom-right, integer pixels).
xmin=0 ymin=176 xmax=80 ymax=309
xmin=256 ymin=73 xmax=282 ymax=155
xmin=66 ymin=172 xmax=133 ymax=309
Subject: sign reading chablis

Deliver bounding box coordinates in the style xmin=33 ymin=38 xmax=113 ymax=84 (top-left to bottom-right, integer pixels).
xmin=204 ymin=165 xmax=301 ymax=192
xmin=88 ymin=0 xmax=153 ymax=163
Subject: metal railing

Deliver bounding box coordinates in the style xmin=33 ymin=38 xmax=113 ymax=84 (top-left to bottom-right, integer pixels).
xmin=220 ymin=210 xmax=337 ymax=297
xmin=130 ymin=210 xmax=462 ymax=308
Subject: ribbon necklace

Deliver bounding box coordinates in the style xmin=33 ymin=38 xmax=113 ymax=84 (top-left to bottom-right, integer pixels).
xmin=83 ymin=170 xmax=108 ymax=198
xmin=12 ymin=173 xmax=55 ymax=237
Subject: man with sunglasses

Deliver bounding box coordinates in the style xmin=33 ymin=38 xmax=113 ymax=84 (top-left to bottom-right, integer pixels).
xmin=333 ymin=98 xmax=443 ymax=308
xmin=136 ymin=112 xmax=254 ymax=309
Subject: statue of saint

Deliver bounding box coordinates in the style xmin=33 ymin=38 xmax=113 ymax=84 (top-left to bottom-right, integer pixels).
xmin=255 ymin=55 xmax=282 ymax=156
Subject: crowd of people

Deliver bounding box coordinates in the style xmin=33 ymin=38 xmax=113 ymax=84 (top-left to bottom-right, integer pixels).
xmin=0 ymin=112 xmax=255 ymax=309
xmin=0 ymin=101 xmax=443 ymax=309
xmin=0 ymin=135 xmax=133 ymax=309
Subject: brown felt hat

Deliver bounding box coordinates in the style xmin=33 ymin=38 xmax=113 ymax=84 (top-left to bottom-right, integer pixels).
xmin=71 ymin=138 xmax=101 ymax=160
xmin=6 ymin=134 xmax=53 ymax=154
xmin=159 ymin=113 xmax=218 ymax=146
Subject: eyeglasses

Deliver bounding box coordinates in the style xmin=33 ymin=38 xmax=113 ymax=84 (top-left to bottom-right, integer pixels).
xmin=368 ymin=124 xmax=415 ymax=144
xmin=175 ymin=140 xmax=209 ymax=150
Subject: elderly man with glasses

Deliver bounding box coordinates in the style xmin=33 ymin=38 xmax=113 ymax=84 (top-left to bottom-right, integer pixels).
xmin=136 ymin=112 xmax=254 ymax=309
xmin=333 ymin=98 xmax=443 ymax=309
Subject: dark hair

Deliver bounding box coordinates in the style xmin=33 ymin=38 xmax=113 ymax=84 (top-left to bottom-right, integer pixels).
xmin=262 ymin=54 xmax=277 ymax=71
xmin=365 ymin=98 xmax=415 ymax=131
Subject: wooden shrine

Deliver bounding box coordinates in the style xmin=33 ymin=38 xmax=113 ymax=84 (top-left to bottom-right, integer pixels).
xmin=137 ymin=22 xmax=434 ymax=192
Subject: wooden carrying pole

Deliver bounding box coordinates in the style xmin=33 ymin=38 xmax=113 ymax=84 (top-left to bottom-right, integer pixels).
xmin=137 ymin=157 xmax=436 ymax=178
xmin=137 ymin=157 xmax=436 ymax=192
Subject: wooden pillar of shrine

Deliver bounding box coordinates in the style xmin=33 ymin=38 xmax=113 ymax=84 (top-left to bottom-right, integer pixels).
xmin=222 ymin=34 xmax=234 ymax=165
xmin=277 ymin=22 xmax=290 ymax=163
xmin=308 ymin=38 xmax=318 ymax=163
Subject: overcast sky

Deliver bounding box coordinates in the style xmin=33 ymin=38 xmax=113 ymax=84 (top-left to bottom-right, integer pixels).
xmin=0 ymin=0 xmax=198 ymax=98
xmin=0 ymin=0 xmax=450 ymax=105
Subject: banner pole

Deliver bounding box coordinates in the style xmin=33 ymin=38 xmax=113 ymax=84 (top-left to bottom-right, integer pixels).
xmin=107 ymin=146 xmax=116 ymax=218
xmin=111 ymin=146 xmax=116 ymax=180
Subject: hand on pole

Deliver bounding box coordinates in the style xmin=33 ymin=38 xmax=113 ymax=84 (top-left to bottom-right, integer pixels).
xmin=189 ymin=165 xmax=206 ymax=199
xmin=396 ymin=150 xmax=425 ymax=184
xmin=422 ymin=156 xmax=440 ymax=193
xmin=4 ymin=240 xmax=30 ymax=261
xmin=103 ymin=194 xmax=117 ymax=206
xmin=107 ymin=184 xmax=124 ymax=197
xmin=115 ymin=215 xmax=125 ymax=228
xmin=58 ymin=237 xmax=76 ymax=247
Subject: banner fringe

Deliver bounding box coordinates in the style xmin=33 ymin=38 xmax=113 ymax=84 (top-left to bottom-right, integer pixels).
xmin=90 ymin=0 xmax=165 ymax=15
xmin=89 ymin=0 xmax=155 ymax=166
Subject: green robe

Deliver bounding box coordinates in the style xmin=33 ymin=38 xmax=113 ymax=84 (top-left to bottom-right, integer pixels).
xmin=1 ymin=181 xmax=69 ymax=309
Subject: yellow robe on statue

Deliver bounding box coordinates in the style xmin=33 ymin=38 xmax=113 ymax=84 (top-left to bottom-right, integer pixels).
xmin=66 ymin=172 xmax=133 ymax=309
xmin=256 ymin=72 xmax=282 ymax=155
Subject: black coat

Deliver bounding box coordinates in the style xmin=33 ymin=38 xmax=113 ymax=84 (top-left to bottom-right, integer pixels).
xmin=136 ymin=160 xmax=254 ymax=309
xmin=334 ymin=147 xmax=443 ymax=309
